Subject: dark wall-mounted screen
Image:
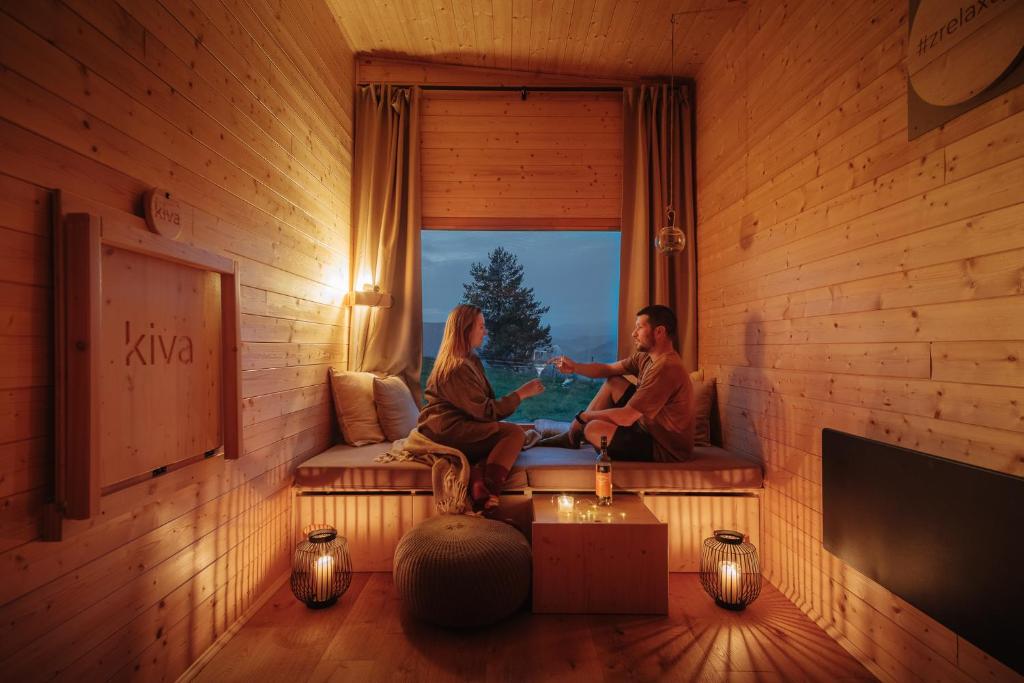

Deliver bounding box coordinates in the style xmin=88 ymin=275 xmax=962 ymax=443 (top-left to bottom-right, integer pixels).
xmin=822 ymin=429 xmax=1023 ymax=675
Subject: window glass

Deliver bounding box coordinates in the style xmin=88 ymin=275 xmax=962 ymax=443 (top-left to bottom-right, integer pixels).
xmin=422 ymin=230 xmax=620 ymax=422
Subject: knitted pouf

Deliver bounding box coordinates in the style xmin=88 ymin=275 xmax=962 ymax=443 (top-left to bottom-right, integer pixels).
xmin=393 ymin=514 xmax=532 ymax=628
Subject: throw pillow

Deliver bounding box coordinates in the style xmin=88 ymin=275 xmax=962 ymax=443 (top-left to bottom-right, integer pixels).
xmin=328 ymin=368 xmax=385 ymax=446
xmin=373 ymin=375 xmax=420 ymax=441
xmin=690 ymin=370 xmax=716 ymax=448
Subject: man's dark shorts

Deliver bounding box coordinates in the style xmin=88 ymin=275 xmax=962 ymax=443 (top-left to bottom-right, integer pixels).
xmin=606 ymin=384 xmax=655 ymax=462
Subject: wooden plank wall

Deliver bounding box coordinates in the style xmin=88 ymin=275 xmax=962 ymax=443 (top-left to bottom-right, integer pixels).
xmin=0 ymin=0 xmax=353 ymax=679
xmin=696 ymin=1 xmax=1023 ymax=681
xmin=421 ymin=90 xmax=623 ymax=229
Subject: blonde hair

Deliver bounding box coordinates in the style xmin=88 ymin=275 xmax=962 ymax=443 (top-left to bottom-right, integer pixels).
xmin=428 ymin=304 xmax=482 ymax=387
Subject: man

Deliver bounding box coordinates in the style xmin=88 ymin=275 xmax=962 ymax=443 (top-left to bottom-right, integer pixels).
xmin=538 ymin=305 xmax=695 ymax=462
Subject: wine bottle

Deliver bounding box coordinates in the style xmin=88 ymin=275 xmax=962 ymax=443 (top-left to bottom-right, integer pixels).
xmin=596 ymin=436 xmax=612 ymax=506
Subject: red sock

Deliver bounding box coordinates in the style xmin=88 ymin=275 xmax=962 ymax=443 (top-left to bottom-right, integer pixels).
xmin=469 ymin=464 xmax=490 ymax=507
xmin=483 ymin=463 xmax=509 ymax=496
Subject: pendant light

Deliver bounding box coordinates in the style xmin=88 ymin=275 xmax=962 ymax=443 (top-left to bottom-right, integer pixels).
xmin=656 ymin=13 xmax=686 ymax=255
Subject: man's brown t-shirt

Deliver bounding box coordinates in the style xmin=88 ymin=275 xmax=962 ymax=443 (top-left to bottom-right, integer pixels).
xmin=621 ymin=351 xmax=695 ymax=462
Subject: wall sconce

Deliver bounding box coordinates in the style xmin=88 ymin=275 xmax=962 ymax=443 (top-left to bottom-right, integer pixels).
xmin=291 ymin=526 xmax=352 ymax=608
xmin=344 ymin=284 xmax=393 ymax=308
xmin=699 ymin=529 xmax=761 ymax=610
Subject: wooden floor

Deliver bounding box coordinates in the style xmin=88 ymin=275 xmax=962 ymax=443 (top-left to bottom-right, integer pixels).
xmin=193 ymin=573 xmax=877 ymax=682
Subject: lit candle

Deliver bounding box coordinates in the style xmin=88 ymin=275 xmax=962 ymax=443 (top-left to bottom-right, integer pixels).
xmin=556 ymin=494 xmax=575 ymax=514
xmin=314 ymin=554 xmax=333 ymax=602
xmin=719 ymin=560 xmax=741 ymax=605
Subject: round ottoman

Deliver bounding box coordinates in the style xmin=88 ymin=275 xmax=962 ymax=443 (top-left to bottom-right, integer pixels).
xmin=393 ymin=514 xmax=531 ymax=628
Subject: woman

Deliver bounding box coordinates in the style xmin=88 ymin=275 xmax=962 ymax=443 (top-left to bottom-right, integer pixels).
xmin=418 ymin=304 xmax=544 ymax=511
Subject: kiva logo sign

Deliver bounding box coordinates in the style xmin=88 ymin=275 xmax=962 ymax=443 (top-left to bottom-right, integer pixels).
xmin=125 ymin=321 xmax=194 ymax=366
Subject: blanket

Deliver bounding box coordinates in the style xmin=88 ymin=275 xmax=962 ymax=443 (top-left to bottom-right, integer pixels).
xmin=376 ymin=428 xmax=471 ymax=514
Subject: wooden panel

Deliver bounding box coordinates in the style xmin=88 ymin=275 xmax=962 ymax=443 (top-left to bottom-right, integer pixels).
xmin=98 ymin=245 xmax=223 ymax=487
xmin=696 ymin=0 xmax=1024 ymax=680
xmin=0 ymin=0 xmax=353 ymax=679
xmin=532 ymin=495 xmax=668 ymax=614
xmin=932 ymin=341 xmax=1024 ymax=388
xmin=644 ymin=494 xmax=761 ymax=572
xmin=294 ymin=493 xmax=436 ymax=572
xmin=57 ymin=213 xmax=101 ymax=519
xmin=345 ymin=0 xmax=745 ymax=80
xmin=420 ymin=90 xmax=622 ymax=228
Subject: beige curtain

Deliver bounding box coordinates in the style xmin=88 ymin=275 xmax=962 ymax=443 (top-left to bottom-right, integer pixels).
xmin=619 ymin=84 xmax=697 ymax=370
xmin=349 ymin=84 xmax=423 ymax=401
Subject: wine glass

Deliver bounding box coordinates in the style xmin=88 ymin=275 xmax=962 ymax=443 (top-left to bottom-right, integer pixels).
xmin=532 ymin=348 xmax=549 ymax=378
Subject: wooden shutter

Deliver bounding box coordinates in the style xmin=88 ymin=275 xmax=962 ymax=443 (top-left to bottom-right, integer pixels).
xmin=421 ymin=90 xmax=622 ymax=230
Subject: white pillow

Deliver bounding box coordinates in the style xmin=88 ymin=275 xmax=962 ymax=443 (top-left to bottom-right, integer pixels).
xmin=328 ymin=368 xmax=384 ymax=446
xmin=373 ymin=376 xmax=420 ymax=441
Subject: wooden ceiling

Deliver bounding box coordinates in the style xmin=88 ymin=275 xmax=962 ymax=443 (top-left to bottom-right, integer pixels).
xmin=324 ymin=0 xmax=748 ymax=80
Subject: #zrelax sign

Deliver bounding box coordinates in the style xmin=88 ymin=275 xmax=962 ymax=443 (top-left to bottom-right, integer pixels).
xmin=907 ymin=0 xmax=1024 ymax=137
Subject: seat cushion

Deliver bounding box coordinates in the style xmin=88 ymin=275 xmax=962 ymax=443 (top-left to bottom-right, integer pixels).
xmin=393 ymin=515 xmax=531 ymax=627
xmin=328 ymin=369 xmax=385 ymax=446
xmin=519 ymin=445 xmax=763 ymax=490
xmin=295 ymin=442 xmax=529 ymax=491
xmin=373 ymin=375 xmax=419 ymax=441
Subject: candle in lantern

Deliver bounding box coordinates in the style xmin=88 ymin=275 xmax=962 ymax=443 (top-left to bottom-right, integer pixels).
xmin=556 ymin=494 xmax=575 ymax=514
xmin=314 ymin=554 xmax=333 ymax=602
xmin=719 ymin=560 xmax=741 ymax=605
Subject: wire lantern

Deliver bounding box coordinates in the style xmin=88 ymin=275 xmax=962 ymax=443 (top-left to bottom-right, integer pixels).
xmin=291 ymin=526 xmax=352 ymax=609
xmin=699 ymin=529 xmax=761 ymax=610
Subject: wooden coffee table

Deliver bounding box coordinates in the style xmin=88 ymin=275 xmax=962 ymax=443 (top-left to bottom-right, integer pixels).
xmin=531 ymin=493 xmax=668 ymax=614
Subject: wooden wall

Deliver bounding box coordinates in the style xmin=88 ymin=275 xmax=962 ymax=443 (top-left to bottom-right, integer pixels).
xmin=0 ymin=0 xmax=353 ymax=679
xmin=421 ymin=90 xmax=623 ymax=230
xmin=696 ymin=1 xmax=1023 ymax=681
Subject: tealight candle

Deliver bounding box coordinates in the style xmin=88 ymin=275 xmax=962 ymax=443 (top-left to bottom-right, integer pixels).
xmin=556 ymin=494 xmax=575 ymax=513
xmin=719 ymin=560 xmax=741 ymax=605
xmin=313 ymin=554 xmax=333 ymax=602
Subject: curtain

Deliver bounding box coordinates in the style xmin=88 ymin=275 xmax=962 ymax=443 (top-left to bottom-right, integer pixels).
xmin=348 ymin=84 xmax=423 ymax=401
xmin=619 ymin=84 xmax=697 ymax=370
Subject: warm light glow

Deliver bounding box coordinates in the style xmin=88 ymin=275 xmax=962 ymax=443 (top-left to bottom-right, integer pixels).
xmin=556 ymin=494 xmax=575 ymax=514
xmin=343 ymin=289 xmax=393 ymax=308
xmin=314 ymin=554 xmax=333 ymax=601
xmin=719 ymin=560 xmax=741 ymax=604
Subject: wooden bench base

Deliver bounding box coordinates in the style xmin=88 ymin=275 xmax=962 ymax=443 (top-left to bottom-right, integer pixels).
xmin=294 ymin=488 xmax=761 ymax=572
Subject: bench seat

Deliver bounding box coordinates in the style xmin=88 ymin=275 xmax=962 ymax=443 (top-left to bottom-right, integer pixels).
xmin=516 ymin=445 xmax=762 ymax=491
xmin=295 ymin=442 xmax=762 ymax=493
xmin=294 ymin=441 xmax=529 ymax=490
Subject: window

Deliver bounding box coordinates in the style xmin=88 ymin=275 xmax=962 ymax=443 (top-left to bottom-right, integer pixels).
xmin=422 ymin=230 xmax=620 ymax=422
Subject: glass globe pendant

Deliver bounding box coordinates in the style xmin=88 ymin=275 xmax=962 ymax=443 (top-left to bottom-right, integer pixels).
xmin=656 ymin=207 xmax=686 ymax=254
xmin=656 ymin=14 xmax=686 ymax=257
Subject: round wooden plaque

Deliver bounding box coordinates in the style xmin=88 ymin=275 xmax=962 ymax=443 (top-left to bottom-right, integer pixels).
xmin=908 ymin=0 xmax=1024 ymax=107
xmin=143 ymin=188 xmax=183 ymax=239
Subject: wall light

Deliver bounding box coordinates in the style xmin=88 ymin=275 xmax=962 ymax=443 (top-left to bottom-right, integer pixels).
xmin=344 ymin=284 xmax=393 ymax=308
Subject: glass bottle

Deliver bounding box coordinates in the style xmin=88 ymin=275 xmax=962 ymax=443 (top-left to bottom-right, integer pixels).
xmin=596 ymin=435 xmax=612 ymax=506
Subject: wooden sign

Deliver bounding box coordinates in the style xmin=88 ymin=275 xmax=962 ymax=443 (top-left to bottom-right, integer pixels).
xmin=99 ymin=247 xmax=223 ymax=488
xmin=54 ymin=199 xmax=241 ymax=525
xmin=143 ymin=187 xmax=184 ymax=238
xmin=908 ymin=0 xmax=1024 ymax=138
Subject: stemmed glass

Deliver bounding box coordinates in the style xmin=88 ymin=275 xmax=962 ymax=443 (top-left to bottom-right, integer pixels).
xmin=531 ymin=345 xmax=562 ymax=380
xmin=531 ymin=348 xmax=549 ymax=378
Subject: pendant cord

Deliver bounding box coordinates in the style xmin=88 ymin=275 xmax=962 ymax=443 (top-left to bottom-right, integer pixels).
xmin=667 ymin=14 xmax=676 ymax=228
